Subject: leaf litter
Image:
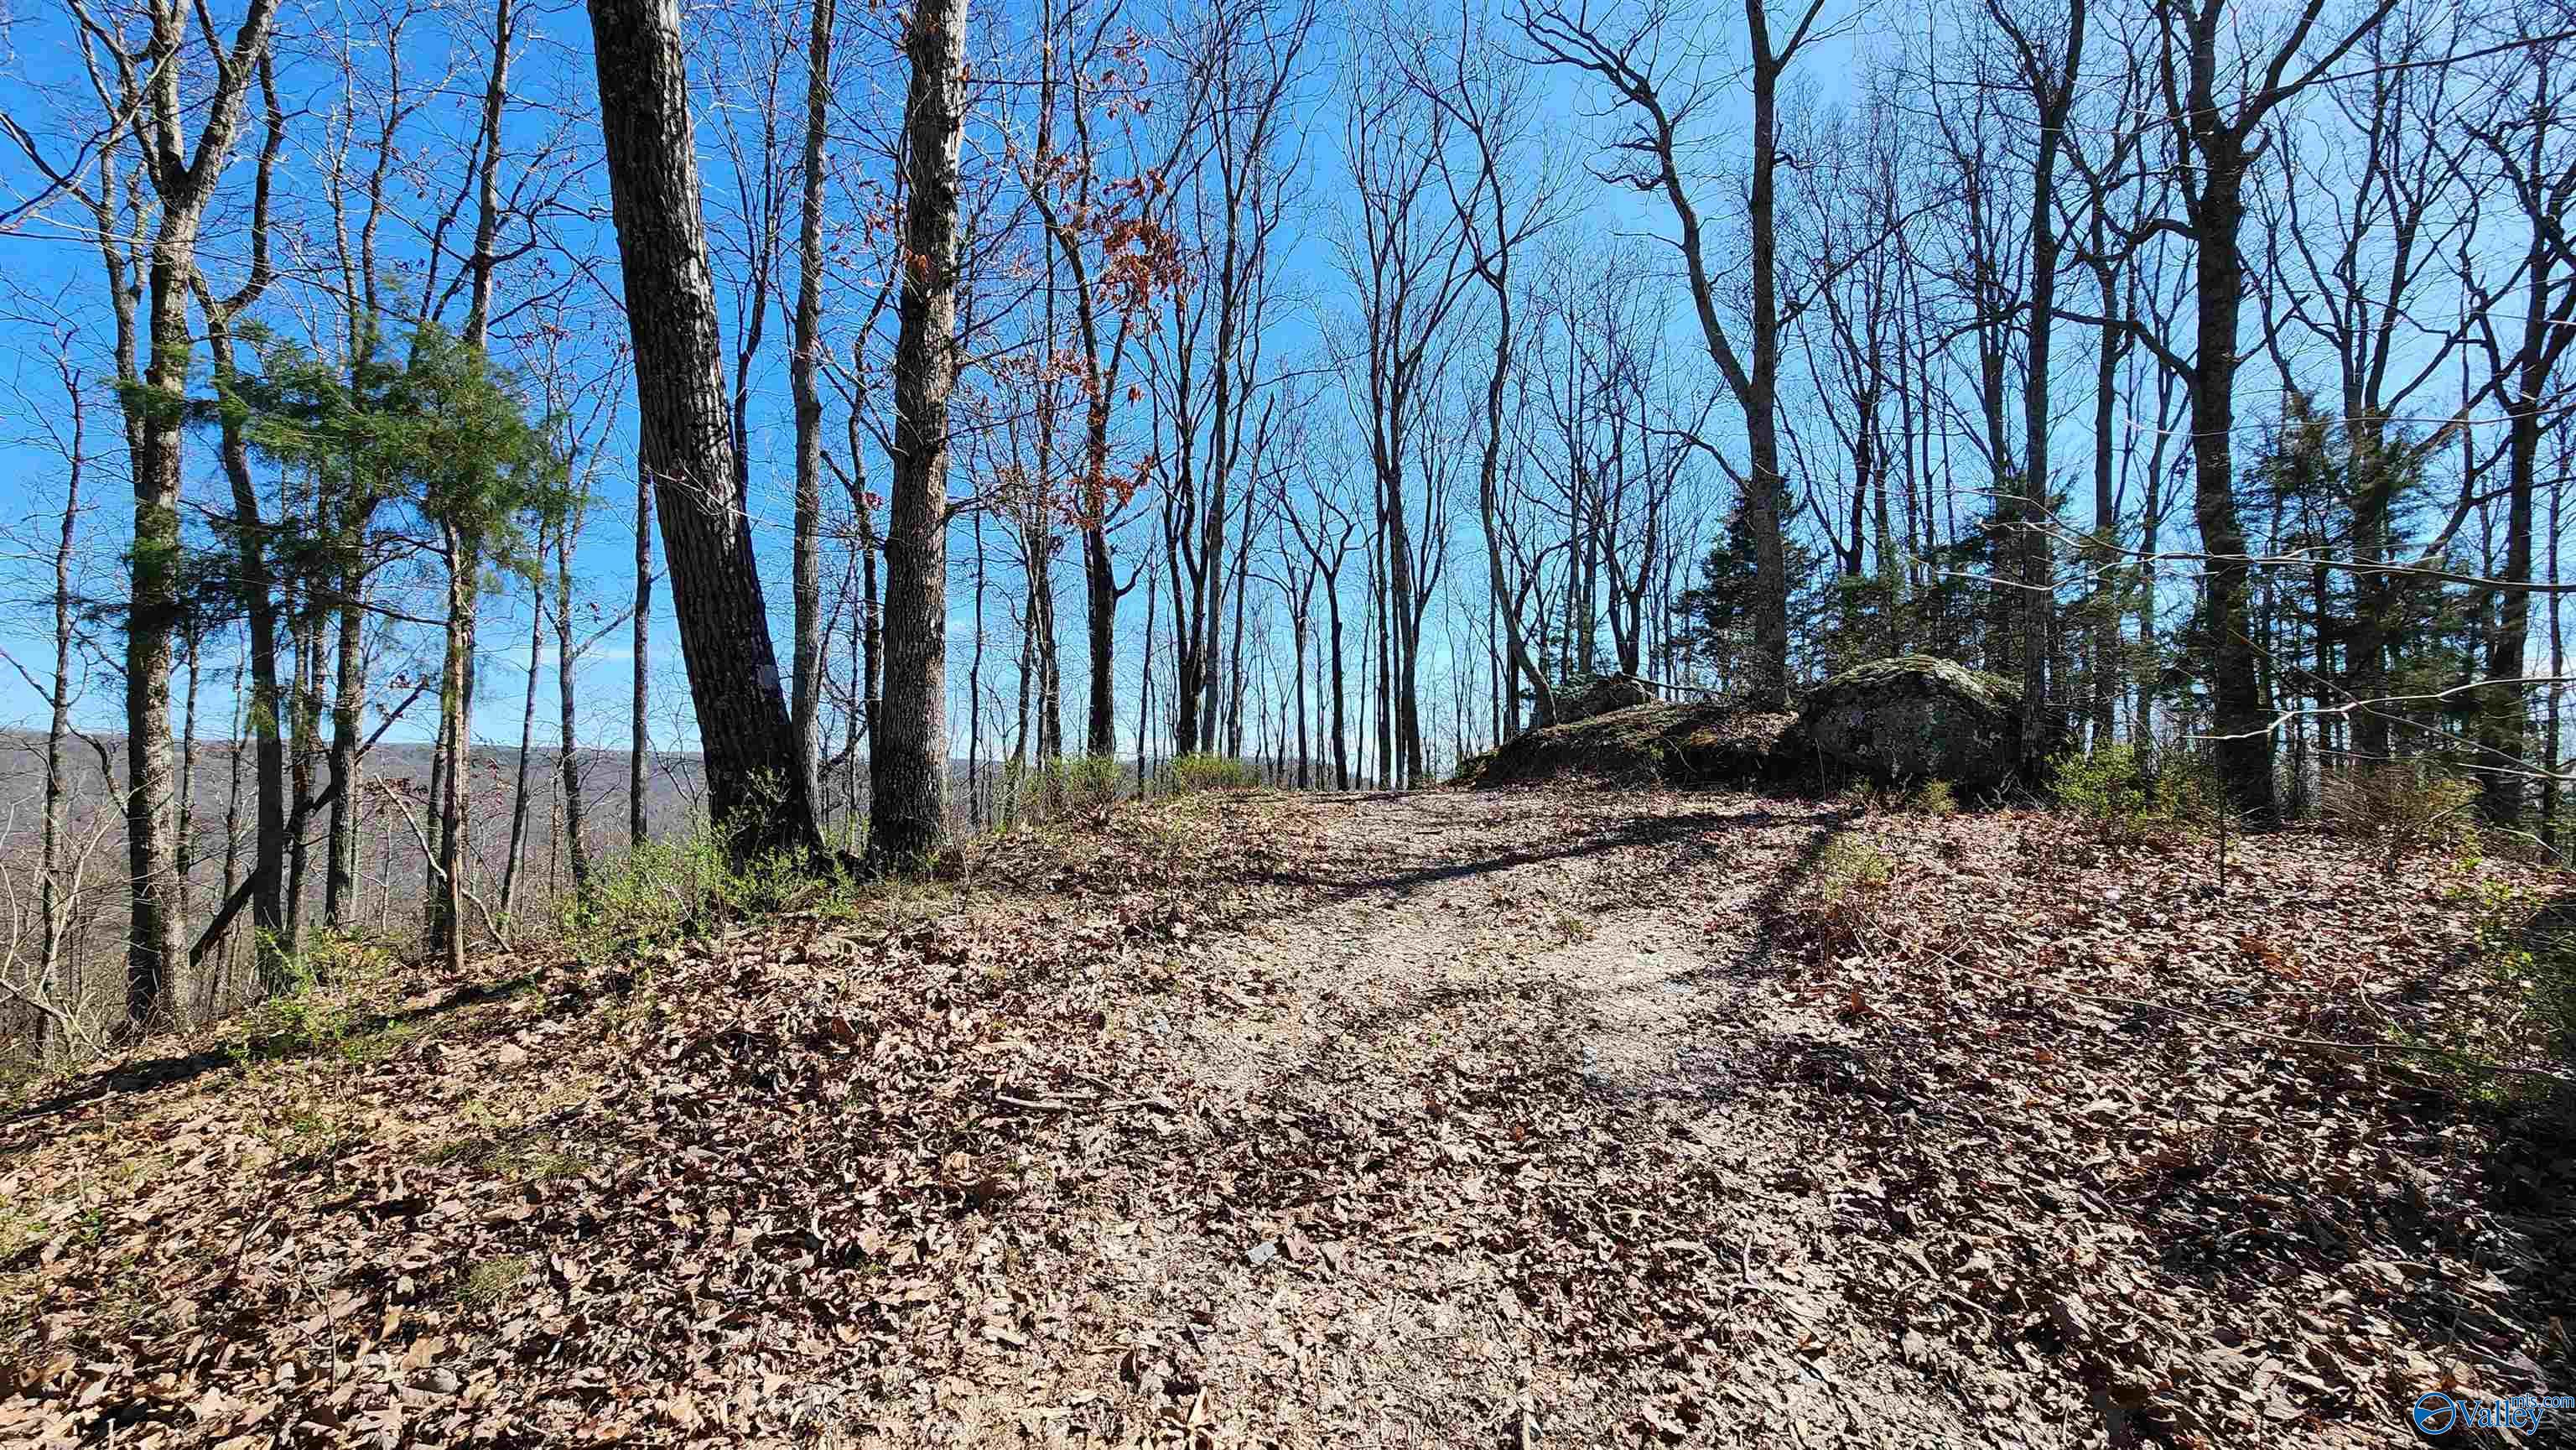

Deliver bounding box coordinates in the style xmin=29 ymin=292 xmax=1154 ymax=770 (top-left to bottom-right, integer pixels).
xmin=0 ymin=787 xmax=2568 ymax=1448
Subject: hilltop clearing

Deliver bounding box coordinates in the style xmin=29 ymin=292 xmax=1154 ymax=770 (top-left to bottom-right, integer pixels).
xmin=3 ymin=788 xmax=2568 ymax=1448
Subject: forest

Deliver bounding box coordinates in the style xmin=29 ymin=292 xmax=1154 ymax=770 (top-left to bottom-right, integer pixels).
xmin=1 ymin=0 xmax=2574 ymax=1442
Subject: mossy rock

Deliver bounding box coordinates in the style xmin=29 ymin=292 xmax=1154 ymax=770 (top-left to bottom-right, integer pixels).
xmin=1794 ymin=654 xmax=2027 ymax=788
xmin=1559 ymin=673 xmax=1655 ymax=723
xmin=1454 ymin=700 xmax=1799 ymax=788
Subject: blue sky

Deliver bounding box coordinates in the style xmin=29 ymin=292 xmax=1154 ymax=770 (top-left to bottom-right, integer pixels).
xmin=6 ymin=0 xmax=2497 ymax=773
xmin=0 ymin=0 xmax=1778 ymax=762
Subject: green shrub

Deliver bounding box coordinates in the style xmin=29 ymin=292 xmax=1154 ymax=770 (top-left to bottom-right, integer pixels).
xmin=1029 ymin=752 xmax=1124 ymax=820
xmin=2410 ymin=871 xmax=2576 ymax=1102
xmin=1815 ymin=833 xmax=1893 ymax=905
xmin=2319 ymin=762 xmax=2479 ymax=876
xmin=1900 ymin=779 xmax=1958 ymax=817
xmin=562 ymin=829 xmax=849 ymax=961
xmin=1796 ymin=830 xmax=1897 ymax=956
xmin=1166 ymin=753 xmax=1263 ymax=795
xmin=2050 ymin=745 xmax=2216 ymax=843
xmin=222 ymin=932 xmax=404 ymax=1063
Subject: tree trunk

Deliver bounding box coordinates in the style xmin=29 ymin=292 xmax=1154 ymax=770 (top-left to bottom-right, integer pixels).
xmin=1327 ymin=568 xmax=1348 ymax=789
xmin=286 ymin=605 xmax=321 ymax=953
xmin=325 ymin=538 xmax=370 ymax=928
xmin=1083 ymin=526 xmax=1119 ymax=755
xmin=1737 ymin=2 xmax=1794 ymax=709
xmin=2088 ymin=267 xmax=2122 ymax=749
xmin=2009 ymin=0 xmax=2083 ymax=767
xmin=868 ymin=0 xmax=970 ymax=864
xmin=2184 ymin=137 xmax=2276 ymax=816
xmin=556 ymin=520 xmax=595 ymax=891
xmin=34 ymin=372 xmax=85 ymax=1058
xmin=789 ymin=0 xmax=836 ymax=794
xmin=630 ymin=462 xmax=652 ymax=849
xmin=589 ymin=0 xmax=823 ymax=863
xmin=127 ymin=236 xmax=197 ymax=1030
xmin=1136 ymin=555 xmax=1156 ymax=791
xmin=499 ymin=543 xmax=545 ymax=921
xmin=434 ymin=522 xmax=477 ymax=974
xmin=177 ymin=629 xmax=201 ymax=922
xmin=2482 ymin=323 xmax=2547 ymax=824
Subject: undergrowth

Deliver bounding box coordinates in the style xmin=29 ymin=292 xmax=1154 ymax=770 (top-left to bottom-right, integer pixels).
xmin=1166 ymin=753 xmax=1264 ymax=794
xmin=2319 ymin=761 xmax=2480 ymax=876
xmin=996 ymin=753 xmax=1127 ymax=828
xmin=1797 ymin=830 xmax=1895 ymax=956
xmin=1815 ymin=834 xmax=1893 ymax=905
xmin=2409 ymin=861 xmax=2576 ymax=1108
xmin=220 ymin=932 xmax=412 ymax=1064
xmin=2050 ymin=744 xmax=2219 ymax=844
xmin=559 ymin=831 xmax=863 ymax=964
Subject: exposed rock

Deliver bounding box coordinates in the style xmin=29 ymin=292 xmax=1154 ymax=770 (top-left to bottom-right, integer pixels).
xmin=1454 ymin=700 xmax=1798 ymax=788
xmin=1558 ymin=673 xmax=1655 ymax=723
xmin=1794 ymin=653 xmax=2027 ymax=788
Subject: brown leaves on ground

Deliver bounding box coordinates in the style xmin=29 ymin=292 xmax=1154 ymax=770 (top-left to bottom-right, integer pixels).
xmin=1758 ymin=804 xmax=2574 ymax=1447
xmin=0 ymin=798 xmax=1305 ymax=1448
xmin=0 ymin=788 xmax=2567 ymax=1449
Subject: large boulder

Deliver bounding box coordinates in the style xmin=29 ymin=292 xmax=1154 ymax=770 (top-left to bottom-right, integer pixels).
xmin=1794 ymin=654 xmax=2028 ymax=789
xmin=1453 ymin=700 xmax=1798 ymax=788
xmin=1558 ymin=673 xmax=1654 ymax=723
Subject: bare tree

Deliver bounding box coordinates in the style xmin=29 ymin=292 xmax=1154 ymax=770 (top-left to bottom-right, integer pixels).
xmin=2457 ymin=11 xmax=2576 ymax=823
xmin=1979 ymin=0 xmax=2090 ymax=763
xmin=1343 ymin=48 xmax=1472 ymax=785
xmin=2140 ymin=0 xmax=2402 ymax=813
xmin=1520 ymin=0 xmax=1834 ymax=709
xmin=74 ymin=0 xmax=285 ymax=1026
xmin=1400 ymin=3 xmax=1567 ymax=731
xmin=2255 ymin=12 xmax=2475 ymax=767
xmin=1153 ymin=0 xmax=1313 ymax=759
xmin=631 ymin=465 xmax=653 ymax=850
xmin=1019 ymin=0 xmax=1194 ymax=755
xmin=791 ymin=0 xmax=840 ymax=790
xmin=870 ymin=0 xmax=973 ymax=863
xmin=589 ymin=0 xmax=826 ymax=863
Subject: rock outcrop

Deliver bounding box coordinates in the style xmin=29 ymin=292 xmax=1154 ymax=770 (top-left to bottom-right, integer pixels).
xmin=1557 ymin=673 xmax=1655 ymax=723
xmin=1453 ymin=700 xmax=1798 ymax=788
xmin=1793 ymin=654 xmax=2028 ymax=788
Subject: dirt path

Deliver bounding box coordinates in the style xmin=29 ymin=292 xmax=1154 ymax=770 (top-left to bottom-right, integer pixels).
xmin=943 ymin=790 xmax=2089 ymax=1450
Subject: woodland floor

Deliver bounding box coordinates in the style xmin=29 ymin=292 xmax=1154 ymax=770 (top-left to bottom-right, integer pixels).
xmin=2 ymin=787 xmax=2571 ymax=1448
